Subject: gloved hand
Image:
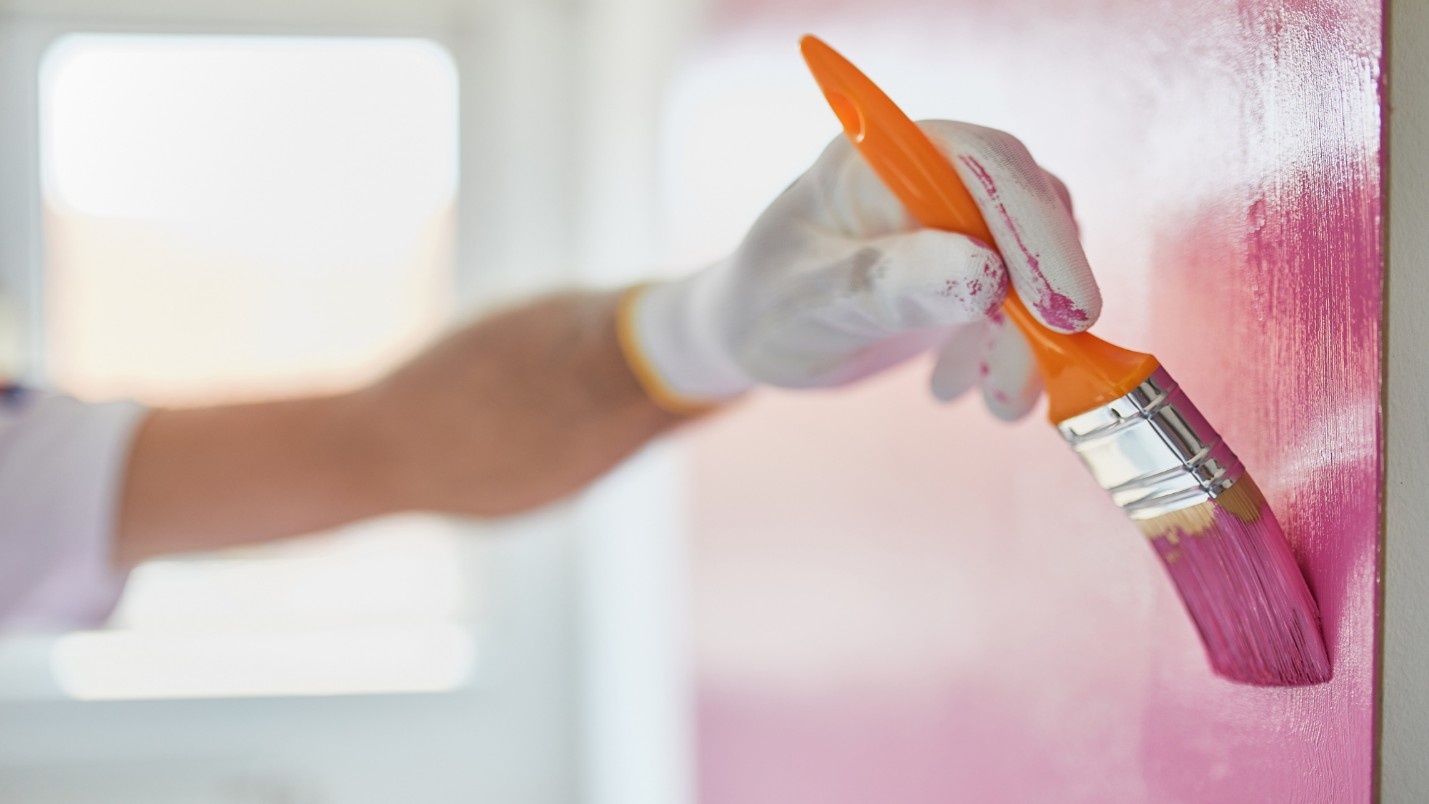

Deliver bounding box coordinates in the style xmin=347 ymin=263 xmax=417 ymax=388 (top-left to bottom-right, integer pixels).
xmin=619 ymin=120 xmax=1101 ymax=419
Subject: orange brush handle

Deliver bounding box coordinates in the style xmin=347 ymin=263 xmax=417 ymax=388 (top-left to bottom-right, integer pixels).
xmin=799 ymin=35 xmax=1159 ymax=424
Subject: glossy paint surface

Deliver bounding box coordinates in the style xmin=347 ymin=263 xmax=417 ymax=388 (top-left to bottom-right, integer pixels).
xmin=675 ymin=1 xmax=1383 ymax=801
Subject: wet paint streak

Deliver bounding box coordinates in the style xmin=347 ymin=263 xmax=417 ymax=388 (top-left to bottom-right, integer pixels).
xmin=957 ymin=154 xmax=1089 ymax=331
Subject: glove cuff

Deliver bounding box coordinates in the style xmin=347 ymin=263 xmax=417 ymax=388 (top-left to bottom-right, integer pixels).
xmin=616 ymin=278 xmax=752 ymax=415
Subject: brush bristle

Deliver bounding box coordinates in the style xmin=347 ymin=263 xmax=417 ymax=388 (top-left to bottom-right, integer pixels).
xmin=1139 ymin=477 xmax=1331 ymax=686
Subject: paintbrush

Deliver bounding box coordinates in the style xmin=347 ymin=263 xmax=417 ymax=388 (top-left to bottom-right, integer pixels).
xmin=800 ymin=35 xmax=1330 ymax=686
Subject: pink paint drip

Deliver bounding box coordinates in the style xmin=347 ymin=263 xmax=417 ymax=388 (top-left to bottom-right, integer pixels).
xmin=958 ymin=155 xmax=1089 ymax=331
xmin=1149 ymin=493 xmax=1331 ymax=686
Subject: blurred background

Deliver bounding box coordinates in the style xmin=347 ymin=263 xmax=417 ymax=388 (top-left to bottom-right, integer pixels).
xmin=0 ymin=1 xmax=701 ymax=801
xmin=0 ymin=0 xmax=1127 ymax=802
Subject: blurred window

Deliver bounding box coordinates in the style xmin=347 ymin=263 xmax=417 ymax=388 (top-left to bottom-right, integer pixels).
xmin=31 ymin=34 xmax=476 ymax=700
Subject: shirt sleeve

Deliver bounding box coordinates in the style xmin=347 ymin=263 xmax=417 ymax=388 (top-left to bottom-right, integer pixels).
xmin=0 ymin=387 xmax=149 ymax=631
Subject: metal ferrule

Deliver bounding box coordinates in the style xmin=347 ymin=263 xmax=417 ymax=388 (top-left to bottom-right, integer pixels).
xmin=1056 ymin=367 xmax=1244 ymax=521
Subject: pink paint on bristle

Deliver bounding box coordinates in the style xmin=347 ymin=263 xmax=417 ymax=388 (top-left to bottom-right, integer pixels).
xmin=1149 ymin=495 xmax=1331 ymax=686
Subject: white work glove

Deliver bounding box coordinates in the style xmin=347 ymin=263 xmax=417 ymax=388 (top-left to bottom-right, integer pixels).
xmin=620 ymin=120 xmax=1101 ymax=418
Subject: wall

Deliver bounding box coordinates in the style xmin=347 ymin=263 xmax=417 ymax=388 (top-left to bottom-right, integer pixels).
xmin=675 ymin=1 xmax=1384 ymax=801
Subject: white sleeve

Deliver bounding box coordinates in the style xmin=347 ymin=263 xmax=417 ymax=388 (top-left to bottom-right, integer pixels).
xmin=0 ymin=388 xmax=149 ymax=631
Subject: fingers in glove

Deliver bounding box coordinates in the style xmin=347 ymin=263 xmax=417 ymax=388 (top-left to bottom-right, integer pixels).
xmin=927 ymin=314 xmax=1041 ymax=419
xmin=980 ymin=313 xmax=1042 ymax=421
xmin=848 ymin=228 xmax=1009 ymax=333
xmin=733 ymin=230 xmax=1005 ymax=389
xmin=1040 ymin=168 xmax=1078 ymax=235
xmin=919 ymin=120 xmax=1101 ymax=334
xmin=775 ymin=135 xmax=915 ymax=240
xmin=928 ymin=324 xmax=984 ymax=402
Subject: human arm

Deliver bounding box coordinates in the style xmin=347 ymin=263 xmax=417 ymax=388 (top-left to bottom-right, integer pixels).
xmin=115 ymin=290 xmax=682 ymax=565
xmin=106 ymin=120 xmax=1105 ymax=567
xmin=6 ymin=118 xmax=1099 ymax=627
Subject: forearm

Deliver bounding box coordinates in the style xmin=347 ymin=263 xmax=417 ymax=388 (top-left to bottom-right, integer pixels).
xmin=115 ymin=290 xmax=687 ymax=565
xmin=358 ymin=289 xmax=687 ymax=516
xmin=114 ymin=395 xmax=392 ymax=564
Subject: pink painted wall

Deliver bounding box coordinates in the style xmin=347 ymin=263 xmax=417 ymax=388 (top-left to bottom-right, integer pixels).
xmin=677 ymin=2 xmax=1383 ymax=802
